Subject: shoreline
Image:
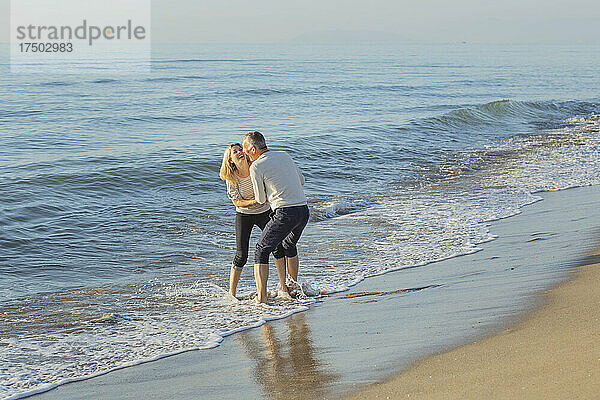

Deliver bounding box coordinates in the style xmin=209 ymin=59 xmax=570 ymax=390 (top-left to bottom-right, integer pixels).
xmin=29 ymin=185 xmax=600 ymax=400
xmin=348 ymin=222 xmax=600 ymax=397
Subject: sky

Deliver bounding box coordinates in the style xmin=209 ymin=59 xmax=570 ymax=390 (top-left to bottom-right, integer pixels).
xmin=1 ymin=0 xmax=599 ymax=43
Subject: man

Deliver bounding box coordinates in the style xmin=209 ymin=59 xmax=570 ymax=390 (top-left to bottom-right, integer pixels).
xmin=242 ymin=131 xmax=310 ymax=303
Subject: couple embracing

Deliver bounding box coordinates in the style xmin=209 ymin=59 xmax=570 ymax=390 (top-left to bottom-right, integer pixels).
xmin=219 ymin=131 xmax=310 ymax=303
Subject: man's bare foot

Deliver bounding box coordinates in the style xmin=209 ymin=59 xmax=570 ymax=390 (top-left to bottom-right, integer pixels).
xmin=285 ymin=284 xmax=299 ymax=299
xmin=277 ymin=284 xmax=297 ymax=298
xmin=256 ymin=295 xmax=268 ymax=304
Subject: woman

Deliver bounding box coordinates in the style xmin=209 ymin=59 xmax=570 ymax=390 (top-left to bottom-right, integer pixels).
xmin=219 ymin=143 xmax=285 ymax=298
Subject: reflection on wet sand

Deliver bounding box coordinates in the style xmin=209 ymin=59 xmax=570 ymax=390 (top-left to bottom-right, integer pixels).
xmin=235 ymin=313 xmax=339 ymax=400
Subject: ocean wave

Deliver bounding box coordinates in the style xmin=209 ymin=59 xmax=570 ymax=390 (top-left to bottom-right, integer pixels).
xmin=143 ymin=76 xmax=185 ymax=83
xmin=37 ymin=81 xmax=76 ymax=87
xmin=217 ymin=84 xmax=442 ymax=97
xmin=302 ymin=111 xmax=600 ymax=288
xmin=216 ymin=87 xmax=316 ymax=96
xmin=90 ymin=78 xmax=120 ymax=84
xmin=0 ymin=110 xmax=43 ymax=119
xmin=413 ymin=99 xmax=595 ymax=134
xmin=309 ymin=198 xmax=376 ymax=222
xmin=181 ymin=75 xmax=210 ymax=80
xmin=153 ymin=59 xmax=257 ymax=63
xmin=369 ymin=83 xmax=438 ymax=92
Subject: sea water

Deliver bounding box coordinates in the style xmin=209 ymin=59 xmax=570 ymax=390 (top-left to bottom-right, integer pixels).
xmin=1 ymin=43 xmax=600 ymax=399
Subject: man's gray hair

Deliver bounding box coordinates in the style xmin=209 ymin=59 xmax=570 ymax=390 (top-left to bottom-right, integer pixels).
xmin=244 ymin=131 xmax=267 ymax=150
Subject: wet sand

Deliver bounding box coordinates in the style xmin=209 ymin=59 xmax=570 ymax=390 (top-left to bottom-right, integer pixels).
xmin=32 ymin=185 xmax=600 ymax=400
xmin=348 ymin=247 xmax=600 ymax=400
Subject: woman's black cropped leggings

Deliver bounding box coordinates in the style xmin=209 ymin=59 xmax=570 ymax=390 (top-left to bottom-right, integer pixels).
xmin=233 ymin=210 xmax=284 ymax=270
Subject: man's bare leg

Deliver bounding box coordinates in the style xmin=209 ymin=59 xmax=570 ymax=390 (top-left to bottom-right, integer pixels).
xmin=286 ymin=255 xmax=299 ymax=283
xmin=254 ymin=263 xmax=269 ymax=303
xmin=275 ymin=257 xmax=288 ymax=293
xmin=229 ymin=266 xmax=242 ymax=297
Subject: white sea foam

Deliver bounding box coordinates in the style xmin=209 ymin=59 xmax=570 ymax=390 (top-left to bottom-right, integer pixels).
xmin=309 ymin=198 xmax=376 ymax=222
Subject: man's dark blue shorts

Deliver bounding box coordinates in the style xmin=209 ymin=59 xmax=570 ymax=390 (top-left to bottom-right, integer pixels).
xmin=254 ymin=205 xmax=310 ymax=264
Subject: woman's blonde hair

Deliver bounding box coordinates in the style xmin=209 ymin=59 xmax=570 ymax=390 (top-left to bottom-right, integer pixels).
xmin=219 ymin=142 xmax=250 ymax=184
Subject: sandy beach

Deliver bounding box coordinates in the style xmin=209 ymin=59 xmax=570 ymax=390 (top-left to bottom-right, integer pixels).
xmin=349 ymin=234 xmax=600 ymax=398
xmin=31 ymin=185 xmax=600 ymax=400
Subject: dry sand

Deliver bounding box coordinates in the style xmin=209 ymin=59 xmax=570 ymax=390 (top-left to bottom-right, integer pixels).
xmin=348 ymin=248 xmax=600 ymax=400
